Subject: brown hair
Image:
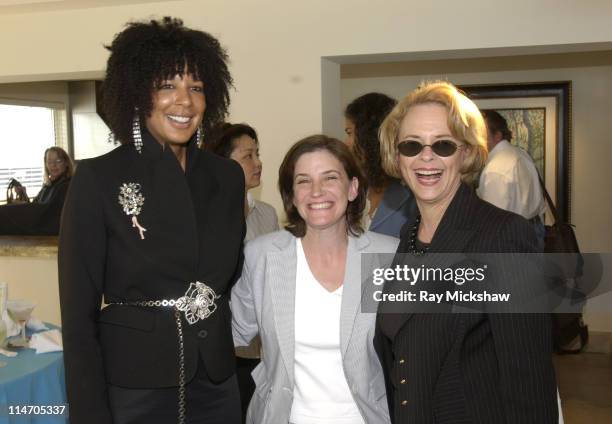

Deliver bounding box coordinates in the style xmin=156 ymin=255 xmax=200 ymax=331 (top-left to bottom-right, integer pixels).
xmin=278 ymin=135 xmax=367 ymax=237
xmin=379 ymin=81 xmax=488 ymax=185
xmin=43 ymin=146 xmax=74 ymax=185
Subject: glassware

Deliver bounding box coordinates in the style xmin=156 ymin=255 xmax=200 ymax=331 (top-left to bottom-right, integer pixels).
xmin=0 ymin=283 xmax=7 ymax=366
xmin=0 ymin=318 xmax=6 ymax=367
xmin=6 ymin=300 xmax=35 ymax=348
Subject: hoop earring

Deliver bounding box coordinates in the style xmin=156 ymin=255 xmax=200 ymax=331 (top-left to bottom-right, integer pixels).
xmin=132 ymin=113 xmax=143 ymax=154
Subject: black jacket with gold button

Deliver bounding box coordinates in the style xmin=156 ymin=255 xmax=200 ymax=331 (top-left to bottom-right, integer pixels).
xmin=58 ymin=130 xmax=245 ymax=424
xmin=375 ymin=184 xmax=557 ymax=424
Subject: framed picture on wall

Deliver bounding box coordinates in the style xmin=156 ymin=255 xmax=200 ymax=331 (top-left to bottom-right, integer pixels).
xmin=458 ymin=81 xmax=572 ymax=223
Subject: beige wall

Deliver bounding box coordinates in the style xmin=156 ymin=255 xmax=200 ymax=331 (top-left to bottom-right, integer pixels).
xmin=0 ymin=256 xmax=60 ymax=325
xmin=0 ymin=0 xmax=611 ymax=330
xmin=1 ymin=0 xmax=612 ymax=213
xmin=0 ymin=81 xmax=69 ymax=107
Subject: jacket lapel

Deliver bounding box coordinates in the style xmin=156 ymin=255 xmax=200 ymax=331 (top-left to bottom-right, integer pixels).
xmin=267 ymin=232 xmax=297 ymax=385
xmin=384 ymin=184 xmax=478 ymax=336
xmin=339 ymin=234 xmax=370 ymax=356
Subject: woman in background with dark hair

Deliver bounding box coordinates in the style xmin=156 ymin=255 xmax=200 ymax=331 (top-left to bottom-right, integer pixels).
xmin=0 ymin=146 xmax=73 ymax=235
xmin=59 ymin=17 xmax=244 ymax=424
xmin=207 ymin=122 xmax=278 ymax=421
xmin=208 ymin=123 xmax=278 ymax=241
xmin=344 ymin=92 xmax=416 ymax=237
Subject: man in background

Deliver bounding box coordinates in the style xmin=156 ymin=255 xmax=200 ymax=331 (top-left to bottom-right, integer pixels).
xmin=478 ymin=110 xmax=546 ymax=247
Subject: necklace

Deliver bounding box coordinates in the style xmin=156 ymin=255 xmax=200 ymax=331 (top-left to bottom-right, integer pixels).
xmin=408 ymin=215 xmax=428 ymax=256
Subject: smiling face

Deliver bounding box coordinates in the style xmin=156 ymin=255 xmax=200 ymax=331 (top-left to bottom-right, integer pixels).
xmin=45 ymin=150 xmax=68 ymax=182
xmin=292 ymin=149 xmax=358 ymax=234
xmin=145 ymin=73 xmax=205 ymax=147
xmin=229 ymin=135 xmax=262 ymax=190
xmin=397 ymin=103 xmax=467 ymax=209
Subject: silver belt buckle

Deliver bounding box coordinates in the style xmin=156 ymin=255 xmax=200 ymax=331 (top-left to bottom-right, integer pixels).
xmin=175 ymin=281 xmax=220 ymax=325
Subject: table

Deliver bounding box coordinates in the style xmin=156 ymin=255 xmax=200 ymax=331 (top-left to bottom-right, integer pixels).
xmin=0 ymin=326 xmax=67 ymax=423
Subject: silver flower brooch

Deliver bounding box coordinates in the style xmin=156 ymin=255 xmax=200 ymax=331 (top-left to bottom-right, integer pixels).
xmin=118 ymin=182 xmax=147 ymax=239
xmin=175 ymin=282 xmax=220 ymax=324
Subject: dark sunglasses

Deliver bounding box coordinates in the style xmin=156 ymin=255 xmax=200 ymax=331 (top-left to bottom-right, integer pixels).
xmin=397 ymin=139 xmax=463 ymax=157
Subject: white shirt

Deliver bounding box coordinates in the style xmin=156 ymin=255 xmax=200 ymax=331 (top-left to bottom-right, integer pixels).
xmin=289 ymin=239 xmax=365 ymax=424
xmin=478 ymin=140 xmax=545 ymax=220
xmin=245 ymin=193 xmax=279 ymax=242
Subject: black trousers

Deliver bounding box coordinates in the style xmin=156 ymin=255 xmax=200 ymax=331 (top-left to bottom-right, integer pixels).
xmin=235 ymin=357 xmax=259 ymax=423
xmin=107 ymin=361 xmax=241 ymax=424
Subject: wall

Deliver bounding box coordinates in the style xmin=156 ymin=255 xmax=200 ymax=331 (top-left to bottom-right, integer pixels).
xmin=1 ymin=0 xmax=612 ymax=213
xmin=0 ymin=0 xmax=611 ymax=331
xmin=68 ymin=81 xmax=113 ymax=159
xmin=0 ymin=256 xmax=60 ymax=325
xmin=0 ymin=81 xmax=69 ymax=108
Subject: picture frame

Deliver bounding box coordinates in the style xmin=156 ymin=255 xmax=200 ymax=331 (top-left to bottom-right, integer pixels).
xmin=458 ymin=81 xmax=572 ymax=223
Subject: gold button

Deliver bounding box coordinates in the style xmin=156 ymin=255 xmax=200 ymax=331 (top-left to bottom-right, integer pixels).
xmin=401 ymin=400 xmax=408 ymax=406
xmin=400 ymin=379 xmax=406 ymax=384
xmin=399 ymin=358 xmax=405 ymax=364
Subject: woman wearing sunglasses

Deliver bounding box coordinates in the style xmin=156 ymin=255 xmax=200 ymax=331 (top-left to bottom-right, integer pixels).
xmin=375 ymin=81 xmax=558 ymax=423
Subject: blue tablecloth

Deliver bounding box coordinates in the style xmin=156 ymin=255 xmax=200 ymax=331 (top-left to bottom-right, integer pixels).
xmin=0 ymin=326 xmax=67 ymax=423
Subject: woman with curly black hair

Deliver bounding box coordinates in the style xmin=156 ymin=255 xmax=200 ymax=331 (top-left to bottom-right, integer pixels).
xmin=344 ymin=92 xmax=417 ymax=237
xmin=59 ymin=17 xmax=244 ymax=424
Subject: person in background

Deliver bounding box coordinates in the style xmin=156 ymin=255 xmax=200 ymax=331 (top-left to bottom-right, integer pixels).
xmin=478 ymin=109 xmax=546 ymax=248
xmin=344 ymin=92 xmax=416 ymax=237
xmin=0 ymin=146 xmax=73 ymax=235
xmin=208 ymin=123 xmax=279 ymax=242
xmin=232 ymin=135 xmax=396 ymax=424
xmin=376 ymin=81 xmax=557 ymax=423
xmin=207 ymin=122 xmax=278 ymax=421
xmin=59 ymin=17 xmax=244 ymax=424
xmin=14 ymin=146 xmax=73 ymax=203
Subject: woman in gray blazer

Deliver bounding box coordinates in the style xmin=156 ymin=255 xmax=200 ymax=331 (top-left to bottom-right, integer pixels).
xmin=231 ymin=135 xmax=397 ymax=423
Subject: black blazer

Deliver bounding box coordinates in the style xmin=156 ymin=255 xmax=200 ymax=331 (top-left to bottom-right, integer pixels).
xmin=376 ymin=183 xmax=558 ymax=424
xmin=0 ymin=176 xmax=70 ymax=235
xmin=58 ymin=131 xmax=245 ymax=424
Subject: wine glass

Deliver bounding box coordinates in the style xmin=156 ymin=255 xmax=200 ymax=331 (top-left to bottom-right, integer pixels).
xmin=6 ymin=300 xmax=36 ymax=348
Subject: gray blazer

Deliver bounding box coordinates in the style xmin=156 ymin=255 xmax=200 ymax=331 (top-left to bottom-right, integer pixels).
xmin=231 ymin=230 xmax=398 ymax=423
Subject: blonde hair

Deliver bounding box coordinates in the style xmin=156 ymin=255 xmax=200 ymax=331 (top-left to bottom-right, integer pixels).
xmin=379 ymin=81 xmax=488 ymax=185
xmin=43 ymin=146 xmax=74 ymax=185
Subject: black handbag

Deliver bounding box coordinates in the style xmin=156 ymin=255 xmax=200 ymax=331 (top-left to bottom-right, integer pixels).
xmin=6 ymin=178 xmax=29 ymax=204
xmin=539 ymin=177 xmax=588 ymax=353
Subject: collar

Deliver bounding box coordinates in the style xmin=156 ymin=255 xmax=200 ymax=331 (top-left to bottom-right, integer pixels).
xmin=487 ymin=139 xmax=511 ymax=162
xmin=247 ymin=191 xmax=256 ymax=212
xmin=140 ymin=126 xmax=200 ymax=173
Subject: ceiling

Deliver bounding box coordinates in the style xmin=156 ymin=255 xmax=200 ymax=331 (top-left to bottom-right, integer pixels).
xmin=0 ymin=0 xmax=180 ymax=15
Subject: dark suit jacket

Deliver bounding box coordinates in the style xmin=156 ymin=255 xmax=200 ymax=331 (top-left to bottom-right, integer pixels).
xmin=369 ymin=179 xmax=417 ymax=238
xmin=376 ymin=183 xmax=558 ymax=424
xmin=58 ymin=130 xmax=245 ymax=424
xmin=0 ymin=176 xmax=70 ymax=235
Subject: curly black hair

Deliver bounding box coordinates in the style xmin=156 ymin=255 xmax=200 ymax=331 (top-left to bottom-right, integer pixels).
xmin=102 ymin=16 xmax=232 ymax=145
xmin=345 ymin=92 xmax=397 ymax=190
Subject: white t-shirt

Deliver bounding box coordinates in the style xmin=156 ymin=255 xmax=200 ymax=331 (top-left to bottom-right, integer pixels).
xmin=478 ymin=140 xmax=545 ymax=220
xmin=289 ymin=239 xmax=365 ymax=424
